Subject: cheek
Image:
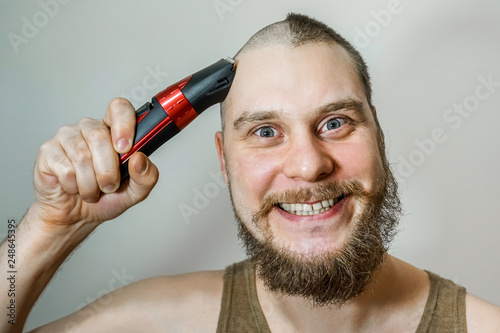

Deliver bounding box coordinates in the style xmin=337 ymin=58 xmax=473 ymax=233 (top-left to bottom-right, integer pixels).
xmin=231 ymin=150 xmax=281 ymax=198
xmin=224 ymin=144 xmax=284 ymax=223
xmin=333 ymin=139 xmax=383 ymax=189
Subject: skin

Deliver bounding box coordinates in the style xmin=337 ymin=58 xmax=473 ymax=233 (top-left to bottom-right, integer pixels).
xmin=215 ymin=43 xmax=431 ymax=331
xmin=0 ymin=43 xmax=499 ymax=333
xmin=216 ymin=43 xmax=383 ymax=257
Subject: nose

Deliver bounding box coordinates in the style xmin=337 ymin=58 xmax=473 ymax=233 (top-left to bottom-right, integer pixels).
xmin=282 ymin=133 xmax=335 ymax=183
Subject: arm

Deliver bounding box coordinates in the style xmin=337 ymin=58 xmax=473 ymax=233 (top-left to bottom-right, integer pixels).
xmin=466 ymin=293 xmax=500 ymax=333
xmin=0 ymin=98 xmax=159 ymax=333
xmin=0 ymin=206 xmax=99 ymax=333
xmin=26 ymin=271 xmax=225 ymax=333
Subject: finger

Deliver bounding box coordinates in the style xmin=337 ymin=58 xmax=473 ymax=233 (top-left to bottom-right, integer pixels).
xmin=125 ymin=152 xmax=159 ymax=205
xmin=103 ymin=98 xmax=136 ymax=154
xmin=80 ymin=119 xmax=120 ymax=194
xmin=35 ymin=139 xmax=79 ymax=196
xmin=58 ymin=122 xmax=100 ymax=202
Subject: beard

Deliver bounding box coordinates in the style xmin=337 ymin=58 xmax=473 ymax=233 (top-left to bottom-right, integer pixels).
xmin=228 ymin=152 xmax=402 ymax=307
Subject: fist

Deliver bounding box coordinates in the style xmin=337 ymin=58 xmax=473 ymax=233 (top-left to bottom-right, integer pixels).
xmin=32 ymin=98 xmax=159 ymax=228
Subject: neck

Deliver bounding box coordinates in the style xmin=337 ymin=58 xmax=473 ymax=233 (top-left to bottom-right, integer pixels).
xmin=255 ymin=255 xmax=430 ymax=333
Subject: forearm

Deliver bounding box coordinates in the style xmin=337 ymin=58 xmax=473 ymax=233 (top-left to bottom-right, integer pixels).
xmin=0 ymin=205 xmax=98 ymax=333
xmin=0 ymin=97 xmax=158 ymax=332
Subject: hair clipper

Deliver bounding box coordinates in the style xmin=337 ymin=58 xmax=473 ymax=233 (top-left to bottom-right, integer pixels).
xmin=119 ymin=58 xmax=235 ymax=180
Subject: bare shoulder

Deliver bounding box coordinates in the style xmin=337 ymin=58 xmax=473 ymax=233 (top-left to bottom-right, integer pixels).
xmin=29 ymin=270 xmax=225 ymax=333
xmin=127 ymin=269 xmax=226 ymax=330
xmin=466 ymin=293 xmax=500 ymax=333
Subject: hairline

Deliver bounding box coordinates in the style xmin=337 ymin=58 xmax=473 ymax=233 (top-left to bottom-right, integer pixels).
xmin=220 ymin=40 xmax=373 ymax=134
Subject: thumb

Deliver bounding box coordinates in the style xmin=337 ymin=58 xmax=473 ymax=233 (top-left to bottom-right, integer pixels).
xmin=125 ymin=152 xmax=159 ymax=205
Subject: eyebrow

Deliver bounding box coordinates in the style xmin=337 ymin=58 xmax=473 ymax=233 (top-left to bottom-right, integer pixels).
xmin=318 ymin=98 xmax=365 ymax=117
xmin=232 ymin=98 xmax=366 ymax=131
xmin=233 ymin=110 xmax=283 ymax=131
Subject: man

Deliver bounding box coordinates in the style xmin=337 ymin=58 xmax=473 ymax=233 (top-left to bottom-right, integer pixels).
xmin=1 ymin=13 xmax=499 ymax=333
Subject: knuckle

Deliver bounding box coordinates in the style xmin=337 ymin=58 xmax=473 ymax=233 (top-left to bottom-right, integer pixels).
xmin=73 ymin=145 xmax=92 ymax=165
xmin=64 ymin=133 xmax=84 ymax=151
xmin=56 ymin=125 xmax=74 ymax=137
xmin=52 ymin=153 xmax=75 ymax=179
xmin=60 ymin=164 xmax=76 ymax=181
xmin=38 ymin=140 xmax=53 ymax=155
xmin=86 ymin=127 xmax=110 ymax=145
xmin=78 ymin=117 xmax=98 ymax=127
xmin=62 ymin=134 xmax=92 ymax=166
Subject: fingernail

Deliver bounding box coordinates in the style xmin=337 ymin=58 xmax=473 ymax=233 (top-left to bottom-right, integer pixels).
xmin=103 ymin=184 xmax=118 ymax=193
xmin=84 ymin=196 xmax=99 ymax=204
xmin=135 ymin=157 xmax=147 ymax=174
xmin=117 ymin=139 xmax=130 ymax=152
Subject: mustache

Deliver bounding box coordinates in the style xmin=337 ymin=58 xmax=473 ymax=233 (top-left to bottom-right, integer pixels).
xmin=252 ymin=179 xmax=368 ymax=223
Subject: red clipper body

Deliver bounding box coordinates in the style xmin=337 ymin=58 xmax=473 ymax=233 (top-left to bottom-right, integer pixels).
xmin=119 ymin=58 xmax=235 ymax=179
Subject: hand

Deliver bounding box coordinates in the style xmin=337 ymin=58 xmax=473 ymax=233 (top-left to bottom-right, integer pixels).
xmin=32 ymin=98 xmax=159 ymax=229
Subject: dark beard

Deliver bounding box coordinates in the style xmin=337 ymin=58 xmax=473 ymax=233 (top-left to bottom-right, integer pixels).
xmin=231 ymin=168 xmax=402 ymax=307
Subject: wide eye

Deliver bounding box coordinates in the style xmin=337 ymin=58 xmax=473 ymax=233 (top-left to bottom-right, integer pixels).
xmin=321 ymin=117 xmax=347 ymax=132
xmin=255 ymin=126 xmax=278 ymax=138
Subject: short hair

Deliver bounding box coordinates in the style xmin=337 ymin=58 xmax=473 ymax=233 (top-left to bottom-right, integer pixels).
xmin=221 ymin=13 xmax=374 ymax=132
xmin=236 ymin=13 xmax=372 ymax=106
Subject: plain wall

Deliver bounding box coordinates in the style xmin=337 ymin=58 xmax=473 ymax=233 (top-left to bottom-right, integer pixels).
xmin=0 ymin=0 xmax=499 ymax=330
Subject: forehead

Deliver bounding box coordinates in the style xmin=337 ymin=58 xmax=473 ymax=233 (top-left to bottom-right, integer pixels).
xmin=225 ymin=43 xmax=366 ymax=122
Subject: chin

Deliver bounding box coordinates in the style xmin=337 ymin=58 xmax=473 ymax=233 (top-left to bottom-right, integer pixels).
xmin=275 ymin=235 xmax=348 ymax=258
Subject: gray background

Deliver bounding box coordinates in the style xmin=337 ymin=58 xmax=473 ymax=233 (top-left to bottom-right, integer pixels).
xmin=0 ymin=0 xmax=499 ymax=330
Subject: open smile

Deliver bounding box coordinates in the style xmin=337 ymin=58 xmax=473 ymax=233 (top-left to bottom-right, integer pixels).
xmin=277 ymin=195 xmax=346 ymax=216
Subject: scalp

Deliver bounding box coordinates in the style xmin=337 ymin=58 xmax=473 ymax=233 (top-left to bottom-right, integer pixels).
xmin=221 ymin=13 xmax=374 ymax=133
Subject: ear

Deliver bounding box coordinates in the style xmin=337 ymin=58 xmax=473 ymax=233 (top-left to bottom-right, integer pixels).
xmin=371 ymin=105 xmax=377 ymax=117
xmin=215 ymin=131 xmax=229 ymax=185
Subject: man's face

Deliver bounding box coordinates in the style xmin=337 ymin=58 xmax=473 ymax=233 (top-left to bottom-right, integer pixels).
xmin=215 ymin=42 xmax=398 ymax=305
xmin=217 ymin=43 xmax=384 ymax=256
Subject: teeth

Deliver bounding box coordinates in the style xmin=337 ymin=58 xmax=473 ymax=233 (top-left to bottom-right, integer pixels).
xmin=278 ymin=196 xmax=344 ymax=216
xmin=312 ymin=202 xmax=322 ymax=210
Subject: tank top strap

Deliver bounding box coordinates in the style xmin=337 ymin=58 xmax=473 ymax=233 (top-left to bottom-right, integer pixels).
xmin=217 ymin=260 xmax=271 ymax=333
xmin=416 ymin=271 xmax=467 ymax=332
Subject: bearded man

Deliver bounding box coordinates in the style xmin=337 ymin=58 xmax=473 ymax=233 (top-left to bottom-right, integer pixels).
xmin=1 ymin=13 xmax=499 ymax=333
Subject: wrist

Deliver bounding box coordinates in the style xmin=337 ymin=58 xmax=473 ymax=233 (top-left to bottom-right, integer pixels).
xmin=0 ymin=205 xmax=99 ymax=330
xmin=22 ymin=203 xmax=98 ymax=255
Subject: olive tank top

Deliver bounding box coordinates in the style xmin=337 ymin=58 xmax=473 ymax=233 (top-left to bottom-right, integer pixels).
xmin=216 ymin=260 xmax=467 ymax=332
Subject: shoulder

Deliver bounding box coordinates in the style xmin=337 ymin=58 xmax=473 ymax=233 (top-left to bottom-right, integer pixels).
xmin=124 ymin=269 xmax=226 ymax=316
xmin=466 ymin=293 xmax=500 ymax=333
xmin=130 ymin=269 xmax=226 ymax=304
xmin=30 ymin=270 xmax=226 ymax=333
xmin=127 ymin=270 xmax=226 ymax=331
